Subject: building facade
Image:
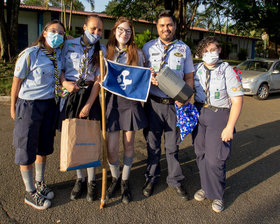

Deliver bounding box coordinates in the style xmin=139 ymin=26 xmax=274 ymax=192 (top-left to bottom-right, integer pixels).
xmin=4 ymin=4 xmax=258 ymax=59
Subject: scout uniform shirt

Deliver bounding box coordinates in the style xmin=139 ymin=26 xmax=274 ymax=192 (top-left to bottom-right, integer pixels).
xmin=142 ymin=38 xmax=194 ymax=98
xmin=194 ymin=61 xmax=244 ymax=108
xmin=14 ymin=46 xmax=62 ymax=100
xmin=62 ymin=37 xmax=106 ymax=81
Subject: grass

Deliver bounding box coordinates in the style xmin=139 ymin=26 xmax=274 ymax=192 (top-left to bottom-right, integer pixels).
xmin=0 ymin=61 xmax=14 ymax=96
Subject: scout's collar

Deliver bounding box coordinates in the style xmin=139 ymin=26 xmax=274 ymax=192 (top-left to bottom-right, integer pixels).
xmin=204 ymin=59 xmax=223 ymax=70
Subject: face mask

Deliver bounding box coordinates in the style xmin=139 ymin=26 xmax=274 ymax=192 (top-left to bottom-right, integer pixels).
xmin=84 ymin=29 xmax=101 ymax=45
xmin=46 ymin=32 xmax=64 ymax=49
xmin=202 ymin=51 xmax=219 ymax=65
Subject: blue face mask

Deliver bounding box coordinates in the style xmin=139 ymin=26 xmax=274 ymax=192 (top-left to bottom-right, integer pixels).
xmin=46 ymin=32 xmax=64 ymax=49
xmin=84 ymin=29 xmax=101 ymax=45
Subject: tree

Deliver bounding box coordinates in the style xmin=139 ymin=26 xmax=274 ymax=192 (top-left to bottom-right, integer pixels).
xmin=105 ymin=0 xmax=201 ymax=41
xmin=0 ymin=0 xmax=21 ymax=62
xmin=228 ymin=0 xmax=280 ymax=58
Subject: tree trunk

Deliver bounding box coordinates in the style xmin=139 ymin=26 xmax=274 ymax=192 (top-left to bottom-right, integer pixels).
xmin=0 ymin=0 xmax=20 ymax=62
xmin=69 ymin=0 xmax=73 ymax=31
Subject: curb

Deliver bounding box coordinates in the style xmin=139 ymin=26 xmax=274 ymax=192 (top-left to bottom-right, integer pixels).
xmin=0 ymin=96 xmax=11 ymax=102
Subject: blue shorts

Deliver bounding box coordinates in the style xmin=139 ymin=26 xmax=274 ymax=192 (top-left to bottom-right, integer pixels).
xmin=13 ymin=98 xmax=58 ymax=165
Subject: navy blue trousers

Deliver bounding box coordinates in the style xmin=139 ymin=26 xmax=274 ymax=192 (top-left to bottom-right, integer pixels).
xmin=194 ymin=107 xmax=231 ymax=200
xmin=143 ymin=98 xmax=184 ymax=187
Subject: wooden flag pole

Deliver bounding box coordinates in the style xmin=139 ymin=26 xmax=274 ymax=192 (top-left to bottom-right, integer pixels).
xmin=99 ymin=50 xmax=107 ymax=209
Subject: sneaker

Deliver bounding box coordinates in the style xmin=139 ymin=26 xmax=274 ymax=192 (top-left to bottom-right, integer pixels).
xmin=106 ymin=177 xmax=120 ymax=200
xmin=86 ymin=181 xmax=98 ymax=202
xmin=194 ymin=189 xmax=205 ymax=202
xmin=35 ymin=181 xmax=54 ymax=200
xmin=121 ymin=180 xmax=132 ymax=204
xmin=24 ymin=191 xmax=51 ymax=210
xmin=212 ymin=199 xmax=224 ymax=213
xmin=70 ymin=179 xmax=87 ymax=201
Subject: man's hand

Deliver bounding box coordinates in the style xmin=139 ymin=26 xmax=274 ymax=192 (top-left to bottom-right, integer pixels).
xmin=150 ymin=68 xmax=159 ymax=86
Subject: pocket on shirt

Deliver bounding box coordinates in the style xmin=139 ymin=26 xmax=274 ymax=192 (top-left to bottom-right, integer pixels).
xmin=169 ymin=56 xmax=183 ymax=71
xmin=150 ymin=56 xmax=161 ymax=72
xmin=67 ymin=52 xmax=80 ymax=70
xmin=33 ymin=66 xmax=53 ymax=85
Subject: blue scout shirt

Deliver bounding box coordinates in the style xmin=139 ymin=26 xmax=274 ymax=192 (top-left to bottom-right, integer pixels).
xmin=14 ymin=46 xmax=62 ymax=100
xmin=62 ymin=37 xmax=106 ymax=81
xmin=143 ymin=38 xmax=194 ymax=98
xmin=194 ymin=61 xmax=244 ymax=108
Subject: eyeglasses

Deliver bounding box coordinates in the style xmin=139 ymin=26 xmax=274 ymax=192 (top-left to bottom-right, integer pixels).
xmin=47 ymin=28 xmax=65 ymax=36
xmin=117 ymin=26 xmax=132 ymax=35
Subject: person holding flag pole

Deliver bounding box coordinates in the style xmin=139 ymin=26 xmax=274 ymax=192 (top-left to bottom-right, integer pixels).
xmin=104 ymin=17 xmax=148 ymax=204
xmin=59 ymin=15 xmax=106 ymax=203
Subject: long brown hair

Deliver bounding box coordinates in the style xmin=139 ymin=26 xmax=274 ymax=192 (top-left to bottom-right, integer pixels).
xmin=106 ymin=17 xmax=139 ymax=66
xmin=32 ymin=20 xmax=65 ymax=47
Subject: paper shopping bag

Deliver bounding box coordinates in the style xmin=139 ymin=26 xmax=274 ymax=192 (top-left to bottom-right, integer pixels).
xmin=60 ymin=118 xmax=101 ymax=172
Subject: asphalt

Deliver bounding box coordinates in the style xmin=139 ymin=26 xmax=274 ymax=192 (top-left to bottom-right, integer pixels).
xmin=0 ymin=94 xmax=280 ymax=224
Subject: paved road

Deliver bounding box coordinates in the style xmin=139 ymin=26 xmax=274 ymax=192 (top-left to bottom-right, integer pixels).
xmin=0 ymin=94 xmax=280 ymax=224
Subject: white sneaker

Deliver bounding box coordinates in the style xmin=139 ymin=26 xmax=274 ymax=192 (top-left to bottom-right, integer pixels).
xmin=212 ymin=199 xmax=224 ymax=213
xmin=194 ymin=189 xmax=205 ymax=201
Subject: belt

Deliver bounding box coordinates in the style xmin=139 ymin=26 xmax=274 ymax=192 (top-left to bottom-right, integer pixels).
xmin=150 ymin=95 xmax=175 ymax=105
xmin=195 ymin=102 xmax=229 ymax=112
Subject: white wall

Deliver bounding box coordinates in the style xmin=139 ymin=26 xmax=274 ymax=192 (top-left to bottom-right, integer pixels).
xmin=18 ymin=10 xmax=38 ymax=45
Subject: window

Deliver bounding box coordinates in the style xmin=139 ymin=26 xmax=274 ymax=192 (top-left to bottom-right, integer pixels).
xmin=104 ymin=29 xmax=111 ymax=39
xmin=51 ymin=12 xmax=59 ymax=21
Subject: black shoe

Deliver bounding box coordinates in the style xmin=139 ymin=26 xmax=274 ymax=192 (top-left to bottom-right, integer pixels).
xmin=87 ymin=180 xmax=98 ymax=202
xmin=142 ymin=180 xmax=154 ymax=197
xmin=106 ymin=177 xmax=120 ymax=200
xmin=121 ymin=180 xmax=132 ymax=204
xmin=70 ymin=179 xmax=86 ymax=201
xmin=174 ymin=186 xmax=189 ymax=200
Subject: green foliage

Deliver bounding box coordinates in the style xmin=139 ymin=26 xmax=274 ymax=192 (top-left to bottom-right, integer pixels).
xmin=22 ymin=0 xmax=85 ymax=11
xmin=135 ymin=30 xmax=157 ymax=49
xmin=237 ymin=48 xmax=248 ymax=61
xmin=105 ymin=0 xmax=164 ymax=22
xmin=0 ymin=61 xmax=14 ymax=96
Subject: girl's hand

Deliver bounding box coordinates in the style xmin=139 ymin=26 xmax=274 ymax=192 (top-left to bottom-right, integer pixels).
xmin=79 ymin=104 xmax=90 ymax=118
xmin=62 ymin=81 xmax=80 ymax=93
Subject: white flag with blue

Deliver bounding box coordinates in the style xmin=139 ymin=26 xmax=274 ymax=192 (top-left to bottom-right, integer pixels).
xmin=102 ymin=60 xmax=151 ymax=102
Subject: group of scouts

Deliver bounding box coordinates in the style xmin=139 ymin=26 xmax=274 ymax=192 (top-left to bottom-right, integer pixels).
xmin=10 ymin=10 xmax=243 ymax=213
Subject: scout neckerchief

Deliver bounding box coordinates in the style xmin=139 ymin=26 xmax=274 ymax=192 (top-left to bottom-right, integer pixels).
xmin=159 ymin=38 xmax=178 ymax=70
xmin=115 ymin=46 xmax=127 ymax=63
xmin=40 ymin=45 xmax=60 ymax=102
xmin=79 ymin=37 xmax=94 ymax=81
xmin=40 ymin=45 xmax=69 ymax=101
xmin=203 ymin=61 xmax=223 ymax=104
xmin=204 ymin=66 xmax=211 ymax=104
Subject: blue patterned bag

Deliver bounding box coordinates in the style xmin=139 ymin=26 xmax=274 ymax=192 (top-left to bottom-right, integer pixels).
xmin=175 ymin=103 xmax=199 ymax=143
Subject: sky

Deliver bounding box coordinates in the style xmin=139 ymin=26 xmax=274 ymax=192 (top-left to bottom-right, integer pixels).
xmin=82 ymin=0 xmax=110 ymax=12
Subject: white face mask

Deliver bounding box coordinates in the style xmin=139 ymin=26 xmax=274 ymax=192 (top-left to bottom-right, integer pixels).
xmin=202 ymin=51 xmax=219 ymax=65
